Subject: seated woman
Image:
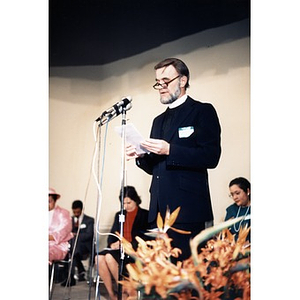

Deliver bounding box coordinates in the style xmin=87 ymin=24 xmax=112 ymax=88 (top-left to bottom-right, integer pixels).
xmin=95 ymin=186 xmax=149 ymax=300
xmin=225 ymin=177 xmax=251 ymax=241
xmin=49 ymin=187 xmax=73 ymax=263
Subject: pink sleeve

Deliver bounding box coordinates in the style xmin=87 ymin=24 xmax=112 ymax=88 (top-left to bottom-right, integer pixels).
xmin=51 ymin=208 xmax=72 ymax=244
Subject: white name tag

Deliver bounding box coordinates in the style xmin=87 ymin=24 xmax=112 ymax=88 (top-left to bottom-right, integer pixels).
xmin=80 ymin=223 xmax=87 ymax=229
xmin=178 ymin=126 xmax=194 ymax=138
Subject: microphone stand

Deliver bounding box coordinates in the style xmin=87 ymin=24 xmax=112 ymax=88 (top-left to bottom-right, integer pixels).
xmin=96 ymin=97 xmax=131 ymax=300
xmin=117 ymin=109 xmax=127 ymax=300
xmin=97 ymin=103 xmax=129 ymax=300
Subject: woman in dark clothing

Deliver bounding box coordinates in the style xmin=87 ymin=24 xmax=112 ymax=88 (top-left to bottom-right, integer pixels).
xmin=95 ymin=186 xmax=149 ymax=300
xmin=225 ymin=177 xmax=251 ymax=241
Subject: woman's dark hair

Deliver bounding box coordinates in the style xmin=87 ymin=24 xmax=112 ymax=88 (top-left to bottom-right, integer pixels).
xmin=119 ymin=186 xmax=142 ymax=205
xmin=229 ymin=177 xmax=251 ymax=198
xmin=154 ymin=58 xmax=190 ymax=89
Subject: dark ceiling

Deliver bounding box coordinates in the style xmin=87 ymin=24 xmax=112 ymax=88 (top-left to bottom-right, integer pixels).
xmin=49 ymin=0 xmax=250 ymax=67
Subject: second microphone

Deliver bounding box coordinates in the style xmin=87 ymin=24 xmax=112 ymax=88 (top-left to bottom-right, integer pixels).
xmin=95 ymin=96 xmax=132 ymax=124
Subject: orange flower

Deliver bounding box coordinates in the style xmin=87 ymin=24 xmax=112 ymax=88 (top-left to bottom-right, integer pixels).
xmin=147 ymin=206 xmax=191 ymax=237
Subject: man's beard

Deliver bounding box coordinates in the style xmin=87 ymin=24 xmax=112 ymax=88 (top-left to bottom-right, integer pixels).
xmin=160 ymin=83 xmax=181 ymax=105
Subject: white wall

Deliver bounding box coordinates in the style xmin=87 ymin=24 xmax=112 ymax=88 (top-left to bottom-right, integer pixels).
xmin=49 ymin=19 xmax=250 ymax=243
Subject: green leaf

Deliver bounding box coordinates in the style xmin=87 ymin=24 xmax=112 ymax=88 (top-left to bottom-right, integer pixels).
xmin=229 ymin=263 xmax=250 ymax=274
xmin=167 ymin=279 xmax=198 ymax=294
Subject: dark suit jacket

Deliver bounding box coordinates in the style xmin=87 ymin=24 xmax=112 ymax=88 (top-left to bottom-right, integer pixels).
xmin=72 ymin=214 xmax=94 ymax=255
xmin=108 ymin=207 xmax=149 ymax=250
xmin=136 ymin=96 xmax=221 ymax=223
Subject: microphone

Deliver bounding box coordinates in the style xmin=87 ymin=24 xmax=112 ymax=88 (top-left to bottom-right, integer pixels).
xmin=95 ymin=96 xmax=132 ymax=124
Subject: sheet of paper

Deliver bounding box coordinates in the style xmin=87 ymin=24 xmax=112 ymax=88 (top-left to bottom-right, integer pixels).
xmin=115 ymin=123 xmax=149 ymax=154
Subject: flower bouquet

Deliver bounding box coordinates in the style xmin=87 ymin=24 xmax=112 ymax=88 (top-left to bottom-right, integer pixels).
xmin=119 ymin=207 xmax=250 ymax=300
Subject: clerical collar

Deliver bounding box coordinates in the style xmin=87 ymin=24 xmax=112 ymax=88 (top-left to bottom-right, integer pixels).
xmin=168 ymin=94 xmax=188 ymax=109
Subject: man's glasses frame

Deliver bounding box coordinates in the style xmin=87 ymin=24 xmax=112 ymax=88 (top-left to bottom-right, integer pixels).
xmin=153 ymin=75 xmax=181 ymax=90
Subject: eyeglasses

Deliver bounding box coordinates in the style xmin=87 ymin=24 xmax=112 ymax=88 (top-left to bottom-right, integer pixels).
xmin=153 ymin=75 xmax=180 ymax=90
xmin=228 ymin=191 xmax=241 ymax=198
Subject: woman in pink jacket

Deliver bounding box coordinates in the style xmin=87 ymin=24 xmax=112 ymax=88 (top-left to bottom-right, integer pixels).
xmin=49 ymin=188 xmax=73 ymax=263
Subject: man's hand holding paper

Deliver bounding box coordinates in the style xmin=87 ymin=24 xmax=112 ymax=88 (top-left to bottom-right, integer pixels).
xmin=115 ymin=123 xmax=149 ymax=159
xmin=126 ymin=144 xmax=142 ymax=160
xmin=140 ymin=139 xmax=170 ymax=156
